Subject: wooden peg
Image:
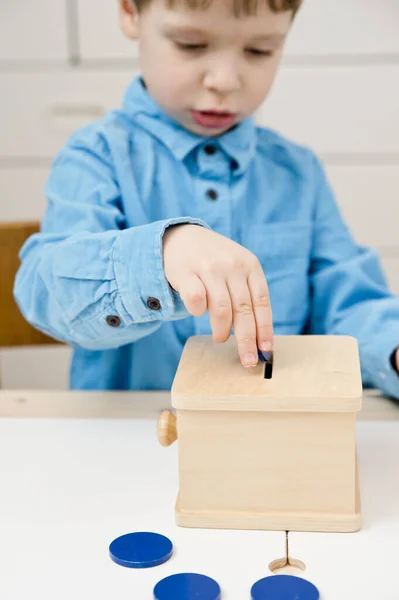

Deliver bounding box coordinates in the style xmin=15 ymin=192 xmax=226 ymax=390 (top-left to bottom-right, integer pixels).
xmin=157 ymin=410 xmax=178 ymax=447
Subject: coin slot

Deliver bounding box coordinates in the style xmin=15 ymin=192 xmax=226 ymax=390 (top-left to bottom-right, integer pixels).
xmin=264 ymin=359 xmax=273 ymax=379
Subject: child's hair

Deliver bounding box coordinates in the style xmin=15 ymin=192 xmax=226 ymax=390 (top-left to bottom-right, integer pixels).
xmin=134 ymin=0 xmax=302 ymax=17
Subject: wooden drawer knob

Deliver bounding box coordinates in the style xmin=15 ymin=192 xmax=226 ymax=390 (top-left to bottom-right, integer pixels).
xmin=157 ymin=410 xmax=177 ymax=447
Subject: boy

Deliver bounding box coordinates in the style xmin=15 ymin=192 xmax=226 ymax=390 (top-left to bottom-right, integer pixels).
xmin=14 ymin=0 xmax=399 ymax=397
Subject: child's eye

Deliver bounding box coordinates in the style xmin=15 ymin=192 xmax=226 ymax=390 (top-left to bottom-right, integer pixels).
xmin=247 ymin=49 xmax=274 ymax=57
xmin=175 ymin=42 xmax=207 ymax=52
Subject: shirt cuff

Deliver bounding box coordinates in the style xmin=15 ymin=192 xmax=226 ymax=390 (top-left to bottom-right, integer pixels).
xmin=113 ymin=217 xmax=211 ymax=324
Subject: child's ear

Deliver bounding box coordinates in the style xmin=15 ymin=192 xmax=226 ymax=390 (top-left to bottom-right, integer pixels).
xmin=119 ymin=0 xmax=140 ymax=40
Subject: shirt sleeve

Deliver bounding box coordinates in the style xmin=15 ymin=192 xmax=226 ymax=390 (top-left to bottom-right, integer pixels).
xmin=14 ymin=126 xmax=210 ymax=350
xmin=307 ymin=154 xmax=399 ymax=400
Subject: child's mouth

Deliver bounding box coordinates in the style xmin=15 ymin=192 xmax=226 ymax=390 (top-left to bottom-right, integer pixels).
xmin=192 ymin=110 xmax=237 ymax=129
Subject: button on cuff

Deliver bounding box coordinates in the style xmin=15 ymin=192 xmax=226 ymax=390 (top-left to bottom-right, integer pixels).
xmin=147 ymin=297 xmax=162 ymax=311
xmin=106 ymin=315 xmax=121 ymax=327
xmin=114 ymin=218 xmax=209 ymax=323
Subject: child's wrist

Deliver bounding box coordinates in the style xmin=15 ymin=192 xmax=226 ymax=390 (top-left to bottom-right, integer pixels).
xmin=390 ymin=347 xmax=399 ymax=374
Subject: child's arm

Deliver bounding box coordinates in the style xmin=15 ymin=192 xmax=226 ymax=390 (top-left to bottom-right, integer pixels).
xmin=306 ymin=155 xmax=399 ymax=399
xmin=13 ymin=126 xmax=207 ymax=350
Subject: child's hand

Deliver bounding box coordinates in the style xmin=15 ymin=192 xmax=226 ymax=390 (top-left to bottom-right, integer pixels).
xmin=163 ymin=224 xmax=273 ymax=367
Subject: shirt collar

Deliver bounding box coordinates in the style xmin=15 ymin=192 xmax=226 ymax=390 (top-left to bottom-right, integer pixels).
xmin=122 ymin=75 xmax=257 ymax=174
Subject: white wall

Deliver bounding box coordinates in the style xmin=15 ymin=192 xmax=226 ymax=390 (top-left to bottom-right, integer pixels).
xmin=1 ymin=0 xmax=398 ymax=388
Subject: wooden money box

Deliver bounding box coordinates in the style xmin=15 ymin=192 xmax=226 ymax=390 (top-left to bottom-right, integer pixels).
xmin=157 ymin=335 xmax=362 ymax=533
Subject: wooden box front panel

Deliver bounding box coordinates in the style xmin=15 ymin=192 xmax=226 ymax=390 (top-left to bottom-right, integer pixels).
xmin=177 ymin=410 xmax=356 ymax=515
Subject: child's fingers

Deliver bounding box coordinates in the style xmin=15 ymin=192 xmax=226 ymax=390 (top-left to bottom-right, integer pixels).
xmin=201 ymin=274 xmax=233 ymax=343
xmin=247 ymin=262 xmax=274 ymax=352
xmin=227 ymin=271 xmax=258 ymax=367
xmin=179 ymin=273 xmax=207 ymax=316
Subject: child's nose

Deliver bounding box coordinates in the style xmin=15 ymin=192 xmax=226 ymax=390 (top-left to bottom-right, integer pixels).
xmin=203 ymin=62 xmax=241 ymax=96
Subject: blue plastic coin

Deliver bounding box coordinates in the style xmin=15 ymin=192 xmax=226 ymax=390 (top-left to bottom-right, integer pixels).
xmin=257 ymin=348 xmax=271 ymax=362
xmin=251 ymin=575 xmax=319 ymax=599
xmin=154 ymin=572 xmax=221 ymax=599
xmin=109 ymin=532 xmax=173 ymax=568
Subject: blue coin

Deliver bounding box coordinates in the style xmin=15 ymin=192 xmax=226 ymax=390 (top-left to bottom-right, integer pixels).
xmin=154 ymin=572 xmax=221 ymax=599
xmin=109 ymin=532 xmax=173 ymax=568
xmin=251 ymin=575 xmax=319 ymax=599
xmin=257 ymin=349 xmax=272 ymax=362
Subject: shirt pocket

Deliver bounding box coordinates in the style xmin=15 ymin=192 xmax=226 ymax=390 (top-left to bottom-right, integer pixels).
xmin=240 ymin=222 xmax=312 ymax=327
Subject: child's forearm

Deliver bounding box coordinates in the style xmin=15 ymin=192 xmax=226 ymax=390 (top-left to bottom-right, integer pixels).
xmin=14 ymin=218 xmax=204 ymax=350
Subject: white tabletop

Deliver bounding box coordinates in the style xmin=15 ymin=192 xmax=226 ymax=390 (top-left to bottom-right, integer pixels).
xmin=0 ymin=389 xmax=398 ymax=600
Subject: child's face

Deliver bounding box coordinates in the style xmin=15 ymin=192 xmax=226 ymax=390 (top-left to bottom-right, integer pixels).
xmin=120 ymin=0 xmax=291 ymax=136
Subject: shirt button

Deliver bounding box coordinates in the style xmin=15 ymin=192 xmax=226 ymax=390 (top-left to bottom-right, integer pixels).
xmin=204 ymin=144 xmax=217 ymax=155
xmin=147 ymin=297 xmax=162 ymax=310
xmin=106 ymin=315 xmax=121 ymax=327
xmin=206 ymin=189 xmax=218 ymax=200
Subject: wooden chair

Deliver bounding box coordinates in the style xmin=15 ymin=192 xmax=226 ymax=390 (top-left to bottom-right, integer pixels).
xmin=0 ymin=221 xmax=57 ymax=347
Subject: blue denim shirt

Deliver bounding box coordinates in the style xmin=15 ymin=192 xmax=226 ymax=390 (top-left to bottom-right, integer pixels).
xmin=14 ymin=76 xmax=399 ymax=397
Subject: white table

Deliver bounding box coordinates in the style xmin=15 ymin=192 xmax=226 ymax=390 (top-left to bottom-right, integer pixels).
xmin=0 ymin=389 xmax=398 ymax=600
